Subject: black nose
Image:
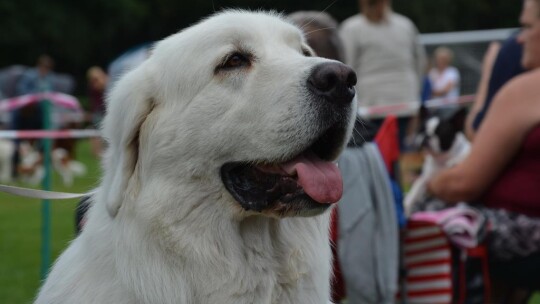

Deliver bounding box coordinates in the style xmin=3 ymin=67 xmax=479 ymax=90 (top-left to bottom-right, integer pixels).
xmin=307 ymin=62 xmax=357 ymax=106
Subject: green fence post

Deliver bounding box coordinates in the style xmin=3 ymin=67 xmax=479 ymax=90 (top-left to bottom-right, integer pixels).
xmin=40 ymin=96 xmax=52 ymax=280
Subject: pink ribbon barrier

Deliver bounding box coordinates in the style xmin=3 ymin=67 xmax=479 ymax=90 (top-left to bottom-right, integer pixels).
xmin=358 ymin=95 xmax=475 ymax=119
xmin=0 ymin=92 xmax=81 ymax=111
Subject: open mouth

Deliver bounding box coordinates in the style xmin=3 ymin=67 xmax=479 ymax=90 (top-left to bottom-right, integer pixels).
xmin=220 ymin=122 xmax=348 ymax=217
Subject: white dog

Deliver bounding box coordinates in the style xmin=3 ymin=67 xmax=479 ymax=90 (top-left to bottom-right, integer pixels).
xmin=35 ymin=11 xmax=357 ymax=304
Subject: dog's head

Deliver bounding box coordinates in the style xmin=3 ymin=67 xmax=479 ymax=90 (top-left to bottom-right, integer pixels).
xmin=100 ymin=11 xmax=357 ymax=219
xmin=415 ymin=106 xmax=468 ymax=155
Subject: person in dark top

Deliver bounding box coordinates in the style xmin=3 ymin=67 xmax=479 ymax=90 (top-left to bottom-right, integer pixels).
xmin=472 ymin=32 xmax=526 ymax=131
xmin=86 ymin=66 xmax=108 ymax=157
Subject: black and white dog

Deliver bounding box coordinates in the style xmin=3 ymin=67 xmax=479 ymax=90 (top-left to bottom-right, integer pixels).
xmin=404 ymin=106 xmax=471 ymax=215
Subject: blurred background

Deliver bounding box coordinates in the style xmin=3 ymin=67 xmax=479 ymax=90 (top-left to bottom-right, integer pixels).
xmin=0 ymin=0 xmax=529 ymax=303
xmin=0 ymin=0 xmax=521 ymax=96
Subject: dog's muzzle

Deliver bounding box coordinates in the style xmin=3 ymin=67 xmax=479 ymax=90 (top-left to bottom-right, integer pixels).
xmin=221 ymin=62 xmax=357 ymax=217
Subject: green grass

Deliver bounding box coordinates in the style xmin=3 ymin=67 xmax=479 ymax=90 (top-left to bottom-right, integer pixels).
xmin=0 ymin=139 xmax=101 ymax=304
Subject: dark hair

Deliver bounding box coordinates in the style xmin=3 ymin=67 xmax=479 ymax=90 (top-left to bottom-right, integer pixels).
xmin=361 ymin=0 xmax=390 ymax=8
xmin=287 ymin=11 xmax=344 ymax=62
xmin=37 ymin=54 xmax=54 ymax=69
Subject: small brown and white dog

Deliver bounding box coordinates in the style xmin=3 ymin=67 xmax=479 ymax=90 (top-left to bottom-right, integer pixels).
xmin=17 ymin=143 xmax=86 ymax=187
xmin=51 ymin=148 xmax=86 ymax=187
xmin=35 ymin=11 xmax=357 ymax=304
xmin=18 ymin=141 xmax=44 ymax=185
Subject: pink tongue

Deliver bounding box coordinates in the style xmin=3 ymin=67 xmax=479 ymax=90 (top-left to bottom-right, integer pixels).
xmin=281 ymin=153 xmax=343 ymax=204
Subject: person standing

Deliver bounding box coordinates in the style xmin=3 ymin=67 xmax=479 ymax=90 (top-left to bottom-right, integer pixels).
xmin=13 ymin=55 xmax=57 ymax=131
xmin=86 ymin=66 xmax=108 ymax=157
xmin=339 ymin=0 xmax=426 ymax=149
xmin=11 ymin=55 xmax=57 ymax=178
xmin=16 ymin=54 xmax=56 ymax=96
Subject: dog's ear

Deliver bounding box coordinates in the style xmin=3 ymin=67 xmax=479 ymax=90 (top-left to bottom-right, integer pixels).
xmin=100 ymin=64 xmax=155 ymax=217
xmin=450 ymin=107 xmax=468 ymax=131
xmin=418 ymin=105 xmax=429 ymax=123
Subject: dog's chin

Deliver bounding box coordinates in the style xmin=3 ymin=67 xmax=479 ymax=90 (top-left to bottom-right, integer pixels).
xmin=220 ymin=121 xmax=349 ymax=218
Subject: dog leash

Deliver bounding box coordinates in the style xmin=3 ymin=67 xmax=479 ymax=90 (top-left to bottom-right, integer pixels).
xmin=0 ymin=184 xmax=88 ymax=200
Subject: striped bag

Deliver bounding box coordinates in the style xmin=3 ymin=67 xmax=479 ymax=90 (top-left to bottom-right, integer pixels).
xmin=401 ymin=219 xmax=490 ymax=304
xmin=402 ymin=220 xmax=453 ymax=304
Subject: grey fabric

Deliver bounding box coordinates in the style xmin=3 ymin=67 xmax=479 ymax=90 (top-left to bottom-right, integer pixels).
xmin=337 ymin=143 xmax=399 ymax=304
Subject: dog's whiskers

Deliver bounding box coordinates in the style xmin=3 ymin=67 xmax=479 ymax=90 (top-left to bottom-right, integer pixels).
xmin=300 ymin=0 xmax=340 ymax=31
xmin=303 ymin=26 xmax=337 ymax=36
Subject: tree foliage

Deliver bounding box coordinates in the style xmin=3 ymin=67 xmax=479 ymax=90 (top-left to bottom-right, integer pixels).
xmin=0 ymin=0 xmax=521 ymax=94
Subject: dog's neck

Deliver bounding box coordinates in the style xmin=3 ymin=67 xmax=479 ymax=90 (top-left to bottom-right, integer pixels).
xmin=430 ymin=132 xmax=470 ymax=166
xmin=98 ymin=193 xmax=332 ymax=303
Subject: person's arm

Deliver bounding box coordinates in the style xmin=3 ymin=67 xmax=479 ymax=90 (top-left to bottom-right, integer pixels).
xmin=465 ymin=42 xmax=501 ymax=140
xmin=432 ymin=81 xmax=455 ymax=97
xmin=428 ymin=71 xmax=540 ymax=202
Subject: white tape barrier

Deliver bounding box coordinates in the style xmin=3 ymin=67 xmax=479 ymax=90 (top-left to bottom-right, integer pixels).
xmin=357 ymin=95 xmax=475 ymax=119
xmin=0 ymin=129 xmax=100 ymax=139
xmin=0 ymin=129 xmax=100 ymax=199
xmin=0 ymin=184 xmax=88 ymax=200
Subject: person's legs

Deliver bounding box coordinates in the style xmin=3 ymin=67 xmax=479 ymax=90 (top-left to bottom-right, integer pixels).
xmin=490 ymin=252 xmax=540 ymax=289
xmin=491 ymin=279 xmax=532 ymax=304
xmin=472 ymin=207 xmax=540 ymax=301
xmin=489 ymin=253 xmax=540 ymax=303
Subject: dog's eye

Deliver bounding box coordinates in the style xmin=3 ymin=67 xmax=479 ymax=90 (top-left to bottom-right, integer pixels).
xmin=221 ymin=52 xmax=251 ymax=70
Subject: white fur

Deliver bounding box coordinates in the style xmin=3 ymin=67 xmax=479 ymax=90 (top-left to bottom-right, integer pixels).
xmin=35 ymin=11 xmax=355 ymax=304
